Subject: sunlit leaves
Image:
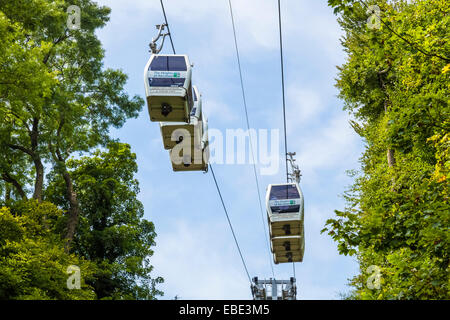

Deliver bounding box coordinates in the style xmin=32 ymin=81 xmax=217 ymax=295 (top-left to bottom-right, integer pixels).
xmin=0 ymin=201 xmax=97 ymax=299
xmin=324 ymin=0 xmax=449 ymax=299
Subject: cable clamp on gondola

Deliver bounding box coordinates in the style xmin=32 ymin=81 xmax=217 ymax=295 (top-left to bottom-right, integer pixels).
xmin=287 ymin=152 xmax=301 ymax=183
xmin=149 ymin=23 xmax=170 ymax=54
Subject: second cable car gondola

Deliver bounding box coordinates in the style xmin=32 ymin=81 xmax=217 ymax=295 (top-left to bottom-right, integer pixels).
xmin=159 ymin=85 xmax=203 ymax=150
xmin=144 ymin=54 xmax=193 ymax=122
xmin=169 ymin=117 xmax=209 ymax=172
xmin=266 ymin=183 xmax=305 ymax=263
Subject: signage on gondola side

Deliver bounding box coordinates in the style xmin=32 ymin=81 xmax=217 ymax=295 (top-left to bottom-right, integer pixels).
xmin=271 ymin=199 xmax=298 ymax=206
xmin=149 ymin=71 xmax=187 ymax=78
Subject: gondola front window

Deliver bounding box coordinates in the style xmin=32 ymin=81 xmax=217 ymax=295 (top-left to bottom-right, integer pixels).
xmin=148 ymin=56 xmax=187 ymax=87
xmin=150 ymin=56 xmax=187 ymax=71
xmin=269 ymin=185 xmax=300 ymax=200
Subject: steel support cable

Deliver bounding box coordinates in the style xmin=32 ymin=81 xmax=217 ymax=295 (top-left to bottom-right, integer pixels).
xmin=210 ymin=164 xmax=253 ymax=288
xmin=277 ymin=0 xmax=289 ymax=184
xmin=160 ymin=0 xmax=176 ymax=54
xmin=227 ymin=0 xmax=276 ymax=279
xmin=277 ymin=0 xmax=297 ymax=285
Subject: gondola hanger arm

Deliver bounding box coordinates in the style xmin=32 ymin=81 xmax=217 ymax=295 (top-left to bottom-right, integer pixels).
xmin=287 ymin=152 xmax=301 ymax=184
xmin=149 ymin=23 xmax=170 ymax=54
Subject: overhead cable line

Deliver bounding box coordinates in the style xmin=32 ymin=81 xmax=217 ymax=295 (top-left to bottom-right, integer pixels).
xmin=227 ymin=0 xmax=276 ymax=279
xmin=160 ymin=0 xmax=176 ymax=54
xmin=210 ymin=164 xmax=253 ymax=286
xmin=277 ymin=0 xmax=289 ymax=184
xmin=277 ymin=0 xmax=298 ymax=282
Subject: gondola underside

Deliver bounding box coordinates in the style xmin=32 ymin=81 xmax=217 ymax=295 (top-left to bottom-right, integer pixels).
xmin=269 ymin=220 xmax=303 ymax=237
xmin=160 ymin=123 xmax=201 ymax=150
xmin=147 ymin=95 xmax=190 ymax=123
xmin=169 ymin=148 xmax=208 ymax=172
xmin=272 ymin=235 xmax=305 ymax=263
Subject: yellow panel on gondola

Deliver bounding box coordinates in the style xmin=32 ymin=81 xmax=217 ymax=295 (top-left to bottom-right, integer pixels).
xmin=160 ymin=86 xmax=203 ymax=150
xmin=274 ymin=250 xmax=303 ymax=263
xmin=170 ymin=149 xmax=209 ymax=172
xmin=169 ymin=136 xmax=209 ymax=172
xmin=160 ymin=122 xmax=200 ymax=150
xmin=269 ymin=220 xmax=303 ymax=237
xmin=272 ymin=235 xmax=305 ymax=263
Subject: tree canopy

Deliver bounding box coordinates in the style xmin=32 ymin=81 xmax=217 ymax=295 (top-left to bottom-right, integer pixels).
xmin=0 ymin=0 xmax=162 ymax=299
xmin=323 ymin=0 xmax=449 ymax=299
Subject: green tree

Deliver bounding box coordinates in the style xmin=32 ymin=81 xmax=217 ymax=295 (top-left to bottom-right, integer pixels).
xmin=0 ymin=200 xmax=97 ymax=299
xmin=0 ymin=0 xmax=143 ymax=250
xmin=323 ymin=0 xmax=449 ymax=299
xmin=0 ymin=1 xmax=58 ymax=202
xmin=0 ymin=0 xmax=162 ymax=299
xmin=46 ymin=142 xmax=164 ymax=300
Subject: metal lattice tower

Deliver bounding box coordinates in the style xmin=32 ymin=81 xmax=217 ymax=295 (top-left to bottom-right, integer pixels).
xmin=251 ymin=277 xmax=297 ymax=300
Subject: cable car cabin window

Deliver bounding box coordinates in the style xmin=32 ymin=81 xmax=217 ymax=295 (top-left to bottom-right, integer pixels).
xmin=270 ymin=205 xmax=300 ymax=214
xmin=269 ymin=185 xmax=300 ymax=200
xmin=148 ymin=78 xmax=186 ymax=87
xmin=190 ymin=107 xmax=197 ymax=116
xmin=193 ymin=89 xmax=198 ymax=101
xmin=150 ymin=56 xmax=187 ymax=71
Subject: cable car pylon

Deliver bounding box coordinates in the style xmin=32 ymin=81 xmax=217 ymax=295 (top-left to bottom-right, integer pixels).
xmin=251 ymin=277 xmax=297 ymax=300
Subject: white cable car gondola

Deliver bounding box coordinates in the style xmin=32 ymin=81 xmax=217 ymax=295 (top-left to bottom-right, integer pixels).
xmin=266 ymin=183 xmax=305 ymax=263
xmin=144 ymin=54 xmax=193 ymax=122
xmin=159 ymin=85 xmax=203 ymax=150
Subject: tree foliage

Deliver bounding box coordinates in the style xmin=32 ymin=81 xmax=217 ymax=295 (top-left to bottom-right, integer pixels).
xmin=0 ymin=0 xmax=162 ymax=299
xmin=46 ymin=142 xmax=164 ymax=299
xmin=0 ymin=200 xmax=96 ymax=299
xmin=323 ymin=0 xmax=449 ymax=299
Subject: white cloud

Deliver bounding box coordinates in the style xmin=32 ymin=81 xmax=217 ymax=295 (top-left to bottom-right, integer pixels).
xmin=152 ymin=219 xmax=251 ymax=299
xmin=203 ymin=99 xmax=238 ymax=124
xmin=97 ymin=0 xmax=344 ymax=59
xmin=293 ymin=112 xmax=360 ymax=181
xmin=287 ymin=86 xmax=324 ymax=126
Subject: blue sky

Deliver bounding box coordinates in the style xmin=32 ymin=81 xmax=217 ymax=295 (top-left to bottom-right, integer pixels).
xmin=95 ymin=0 xmax=364 ymax=299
